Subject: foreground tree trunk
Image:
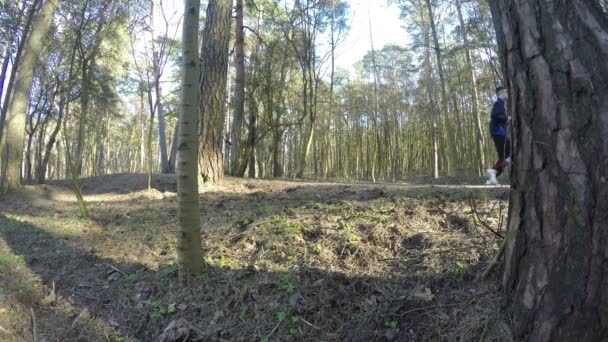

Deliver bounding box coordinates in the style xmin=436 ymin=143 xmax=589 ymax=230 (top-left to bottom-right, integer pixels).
xmin=1 ymin=0 xmax=56 ymax=193
xmin=198 ymin=0 xmax=232 ymax=183
xmin=177 ymin=0 xmax=203 ymax=281
xmin=490 ymin=1 xmax=608 ymax=340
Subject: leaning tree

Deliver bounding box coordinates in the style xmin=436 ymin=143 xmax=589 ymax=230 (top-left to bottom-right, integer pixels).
xmin=490 ymin=0 xmax=608 ymax=340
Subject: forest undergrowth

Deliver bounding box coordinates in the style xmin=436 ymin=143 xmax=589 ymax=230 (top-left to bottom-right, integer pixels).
xmin=0 ymin=174 xmax=511 ymax=341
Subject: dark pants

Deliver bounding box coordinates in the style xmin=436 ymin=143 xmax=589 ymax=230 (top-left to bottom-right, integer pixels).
xmin=492 ymin=135 xmax=510 ymax=176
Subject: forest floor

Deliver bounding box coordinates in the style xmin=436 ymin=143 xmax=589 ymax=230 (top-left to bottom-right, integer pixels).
xmin=0 ymin=173 xmax=512 ymax=342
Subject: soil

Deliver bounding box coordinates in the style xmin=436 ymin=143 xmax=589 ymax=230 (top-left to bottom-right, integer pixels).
xmin=0 ymin=173 xmax=512 ymax=341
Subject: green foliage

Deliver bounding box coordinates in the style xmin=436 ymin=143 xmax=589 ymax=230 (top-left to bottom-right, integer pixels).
xmin=313 ymin=244 xmax=323 ymax=254
xmin=276 ymin=311 xmax=287 ymax=322
xmin=283 ymin=222 xmax=303 ymax=236
xmin=276 ymin=274 xmax=297 ymax=294
xmin=385 ymin=321 xmax=399 ymax=329
xmin=150 ymin=300 xmax=175 ymax=319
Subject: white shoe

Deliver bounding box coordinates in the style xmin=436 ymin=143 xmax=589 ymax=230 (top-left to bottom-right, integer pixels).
xmin=505 ymin=157 xmax=511 ymax=164
xmin=486 ymin=168 xmax=499 ymax=185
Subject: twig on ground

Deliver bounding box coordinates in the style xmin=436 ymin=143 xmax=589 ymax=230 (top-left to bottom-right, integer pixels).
xmin=104 ymin=263 xmax=126 ymax=275
xmin=63 ymin=288 xmax=100 ymax=301
xmin=397 ymin=303 xmax=460 ymax=317
xmin=31 ymin=307 xmax=37 ymax=342
xmin=300 ymin=317 xmax=320 ymax=330
xmin=264 ymin=321 xmax=282 ymax=341
xmin=481 ymin=239 xmax=506 ymax=280
xmin=469 ymin=198 xmax=503 ymax=238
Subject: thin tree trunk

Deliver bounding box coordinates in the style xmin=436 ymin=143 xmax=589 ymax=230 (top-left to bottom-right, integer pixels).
xmin=76 ymin=58 xmax=90 ymax=175
xmin=231 ymin=0 xmax=245 ymax=176
xmin=39 ymin=97 xmax=65 ymax=183
xmin=177 ymin=0 xmax=203 ymax=282
xmin=456 ymin=0 xmax=485 ymax=175
xmin=424 ymin=0 xmax=446 ymax=178
xmin=157 ymin=83 xmax=170 ymax=173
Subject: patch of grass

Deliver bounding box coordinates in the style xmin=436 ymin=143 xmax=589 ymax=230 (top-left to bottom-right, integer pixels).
xmin=218 ymin=255 xmax=229 ymax=269
xmin=276 ymin=274 xmax=297 ymax=294
xmin=212 ymin=295 xmax=222 ymax=305
xmin=385 ymin=321 xmax=398 ymax=329
xmin=283 ymin=222 xmax=303 ymax=236
xmin=313 ymin=244 xmax=322 ymax=255
xmin=307 ymin=201 xmax=323 ymax=210
xmin=255 ymin=203 xmax=274 ymax=217
xmin=238 ymin=216 xmax=254 ymax=226
xmin=339 ymin=199 xmax=353 ymax=207
xmin=336 ymin=220 xmax=354 ymax=231
xmin=150 ymin=300 xmax=171 ymax=319
xmin=122 ymin=272 xmax=143 ymax=283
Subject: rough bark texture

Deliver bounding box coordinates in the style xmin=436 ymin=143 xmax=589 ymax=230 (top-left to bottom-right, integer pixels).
xmin=1 ymin=0 xmax=56 ymax=193
xmin=177 ymin=0 xmax=203 ymax=282
xmin=198 ymin=0 xmax=232 ymax=183
xmin=490 ymin=0 xmax=608 ymax=340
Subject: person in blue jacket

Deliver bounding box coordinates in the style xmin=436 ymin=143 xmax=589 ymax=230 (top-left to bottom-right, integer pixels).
xmin=486 ymin=85 xmax=511 ymax=185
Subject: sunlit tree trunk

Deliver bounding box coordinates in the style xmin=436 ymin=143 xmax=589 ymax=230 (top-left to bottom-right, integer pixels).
xmin=456 ymin=0 xmax=485 ymax=175
xmin=0 ymin=0 xmax=39 ymax=145
xmin=177 ymin=0 xmax=203 ymax=282
xmin=231 ymin=0 xmax=245 ymax=176
xmin=198 ymin=0 xmax=232 ymax=183
xmin=490 ymin=0 xmax=608 ymax=339
xmin=1 ymin=0 xmax=56 ymax=193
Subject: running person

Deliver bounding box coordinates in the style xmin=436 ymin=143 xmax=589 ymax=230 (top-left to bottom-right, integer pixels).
xmin=486 ymin=86 xmax=511 ymax=185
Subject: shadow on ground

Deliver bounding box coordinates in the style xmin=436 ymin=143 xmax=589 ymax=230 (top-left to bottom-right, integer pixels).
xmin=0 ymin=175 xmax=512 ymax=341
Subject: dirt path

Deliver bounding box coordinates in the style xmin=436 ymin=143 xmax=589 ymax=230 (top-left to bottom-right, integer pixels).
xmin=0 ymin=174 xmax=512 ymax=341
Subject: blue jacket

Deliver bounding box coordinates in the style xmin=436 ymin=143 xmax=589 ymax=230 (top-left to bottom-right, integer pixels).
xmin=490 ymin=98 xmax=508 ymax=136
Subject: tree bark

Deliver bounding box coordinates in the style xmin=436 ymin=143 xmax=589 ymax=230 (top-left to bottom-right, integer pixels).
xmin=1 ymin=0 xmax=56 ymax=193
xmin=39 ymin=97 xmax=65 ymax=184
xmin=177 ymin=0 xmax=203 ymax=282
xmin=0 ymin=0 xmax=40 ymax=144
xmin=490 ymin=0 xmax=608 ymax=340
xmin=231 ymin=0 xmax=245 ymax=176
xmin=198 ymin=0 xmax=232 ymax=183
xmin=456 ymin=0 xmax=485 ymax=176
xmin=424 ymin=0 xmax=447 ymax=178
xmin=168 ymin=117 xmax=179 ymax=173
xmin=156 ymin=82 xmax=170 ymax=173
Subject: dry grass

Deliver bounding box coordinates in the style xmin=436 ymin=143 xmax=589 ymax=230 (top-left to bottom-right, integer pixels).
xmin=0 ymin=174 xmax=511 ymax=341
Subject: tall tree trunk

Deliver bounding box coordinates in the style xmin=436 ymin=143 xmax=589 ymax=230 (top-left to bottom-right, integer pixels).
xmin=198 ymin=0 xmax=232 ymax=183
xmin=424 ymin=0 xmax=446 ymax=178
xmin=231 ymin=0 xmax=245 ymax=176
xmin=139 ymin=89 xmax=146 ymax=172
xmin=422 ymin=25 xmax=439 ymax=179
xmin=76 ymin=58 xmax=90 ymax=175
xmin=490 ymin=0 xmax=608 ymax=340
xmin=456 ymin=0 xmax=485 ymax=176
xmin=177 ymin=0 xmax=203 ymax=282
xmin=0 ymin=0 xmax=39 ymax=144
xmin=1 ymin=0 xmax=56 ymax=193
